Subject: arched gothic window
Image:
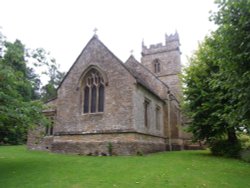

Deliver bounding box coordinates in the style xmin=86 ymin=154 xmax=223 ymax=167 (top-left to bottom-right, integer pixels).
xmin=153 ymin=59 xmax=160 ymax=73
xmin=82 ymin=69 xmax=105 ymax=113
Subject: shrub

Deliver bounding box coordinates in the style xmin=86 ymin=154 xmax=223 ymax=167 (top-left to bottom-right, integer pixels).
xmin=240 ymin=150 xmax=250 ymax=163
xmin=239 ymin=133 xmax=250 ymax=150
xmin=210 ymin=140 xmax=241 ymax=158
xmin=136 ymin=150 xmax=144 ymax=156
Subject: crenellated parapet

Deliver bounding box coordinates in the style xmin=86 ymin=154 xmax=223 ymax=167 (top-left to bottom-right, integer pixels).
xmin=165 ymin=32 xmax=180 ymax=44
xmin=142 ymin=32 xmax=180 ymax=56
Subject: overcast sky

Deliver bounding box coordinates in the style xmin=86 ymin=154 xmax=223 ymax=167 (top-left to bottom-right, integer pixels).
xmin=0 ymin=0 xmax=218 ymax=72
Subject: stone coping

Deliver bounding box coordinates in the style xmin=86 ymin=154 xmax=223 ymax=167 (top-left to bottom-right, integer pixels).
xmin=53 ymin=129 xmax=166 ymax=139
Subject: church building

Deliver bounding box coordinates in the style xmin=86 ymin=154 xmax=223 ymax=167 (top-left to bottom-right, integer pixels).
xmin=27 ymin=33 xmax=193 ymax=155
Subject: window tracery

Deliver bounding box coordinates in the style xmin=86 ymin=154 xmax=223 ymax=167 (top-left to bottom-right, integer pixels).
xmin=83 ymin=69 xmax=105 ymax=113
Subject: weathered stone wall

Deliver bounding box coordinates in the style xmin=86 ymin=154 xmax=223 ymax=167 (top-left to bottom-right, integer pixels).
xmin=27 ymin=100 xmax=56 ymax=151
xmin=125 ymin=56 xmax=169 ymax=100
xmin=169 ymin=101 xmax=180 ymax=139
xmin=141 ymin=34 xmax=182 ymax=99
xmin=55 ymin=37 xmax=136 ymax=134
xmin=141 ymin=49 xmax=181 ymax=77
xmin=132 ymin=85 xmax=165 ymax=137
xmin=159 ymin=74 xmax=182 ymax=99
xmin=27 ymin=125 xmax=53 ymax=151
xmin=52 ymin=133 xmax=166 ymax=155
xmin=162 ymin=99 xmax=184 ymax=150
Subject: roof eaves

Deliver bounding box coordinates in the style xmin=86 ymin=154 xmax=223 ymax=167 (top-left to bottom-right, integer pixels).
xmin=136 ymin=80 xmax=165 ymax=103
xmin=130 ymin=59 xmax=180 ymax=104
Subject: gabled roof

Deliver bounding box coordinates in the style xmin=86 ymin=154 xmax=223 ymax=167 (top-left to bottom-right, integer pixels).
xmin=56 ymin=35 xmax=136 ymax=91
xmin=125 ymin=55 xmax=179 ymax=103
xmin=125 ymin=55 xmax=169 ymax=89
xmin=124 ymin=56 xmax=164 ymax=101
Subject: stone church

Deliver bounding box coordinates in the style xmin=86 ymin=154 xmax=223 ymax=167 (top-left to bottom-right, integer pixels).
xmin=27 ymin=32 xmax=193 ymax=155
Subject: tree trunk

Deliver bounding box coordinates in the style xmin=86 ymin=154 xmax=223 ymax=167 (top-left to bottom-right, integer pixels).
xmin=227 ymin=127 xmax=237 ymax=144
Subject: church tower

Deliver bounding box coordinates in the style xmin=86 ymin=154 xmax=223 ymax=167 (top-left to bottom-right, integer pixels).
xmin=141 ymin=32 xmax=182 ymax=99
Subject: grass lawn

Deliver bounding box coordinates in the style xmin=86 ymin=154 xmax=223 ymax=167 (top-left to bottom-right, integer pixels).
xmin=0 ymin=146 xmax=250 ymax=188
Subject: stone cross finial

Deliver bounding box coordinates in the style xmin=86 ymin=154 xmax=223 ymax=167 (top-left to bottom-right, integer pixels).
xmin=93 ymin=28 xmax=98 ymax=35
xmin=130 ymin=49 xmax=134 ymax=55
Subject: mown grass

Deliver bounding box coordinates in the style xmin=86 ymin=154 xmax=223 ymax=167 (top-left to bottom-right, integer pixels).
xmin=0 ymin=146 xmax=249 ymax=188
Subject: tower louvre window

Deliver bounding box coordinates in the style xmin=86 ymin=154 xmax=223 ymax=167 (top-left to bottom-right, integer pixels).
xmin=153 ymin=59 xmax=160 ymax=73
xmin=82 ymin=69 xmax=105 ymax=114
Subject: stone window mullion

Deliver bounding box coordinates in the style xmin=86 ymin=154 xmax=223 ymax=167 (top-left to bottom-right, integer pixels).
xmin=82 ymin=69 xmax=105 ymax=114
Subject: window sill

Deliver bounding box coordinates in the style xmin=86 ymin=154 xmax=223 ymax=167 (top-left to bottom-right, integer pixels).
xmin=81 ymin=112 xmax=104 ymax=116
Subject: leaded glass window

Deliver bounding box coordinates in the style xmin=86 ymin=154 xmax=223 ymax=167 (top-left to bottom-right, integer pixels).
xmin=82 ymin=69 xmax=105 ymax=113
xmin=153 ymin=59 xmax=160 ymax=73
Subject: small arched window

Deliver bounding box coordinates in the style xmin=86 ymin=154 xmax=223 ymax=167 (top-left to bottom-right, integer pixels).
xmin=153 ymin=59 xmax=160 ymax=73
xmin=82 ymin=69 xmax=105 ymax=114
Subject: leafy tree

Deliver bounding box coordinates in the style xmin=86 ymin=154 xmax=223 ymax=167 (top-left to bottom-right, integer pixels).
xmin=0 ymin=38 xmax=48 ymax=144
xmin=183 ymin=0 xmax=250 ymax=157
xmin=40 ymin=60 xmax=65 ymax=102
xmin=0 ymin=29 xmax=65 ymax=144
xmin=0 ymin=28 xmax=4 ymax=58
xmin=2 ymin=40 xmax=41 ymax=100
xmin=210 ymin=0 xmax=250 ymax=129
xmin=30 ymin=48 xmax=65 ymax=101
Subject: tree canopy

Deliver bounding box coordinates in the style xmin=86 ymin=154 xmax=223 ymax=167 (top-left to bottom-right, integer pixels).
xmin=0 ymin=39 xmax=45 ymax=144
xmin=183 ymin=0 xmax=250 ymax=156
xmin=0 ymin=32 xmax=64 ymax=144
xmin=29 ymin=48 xmax=65 ymax=102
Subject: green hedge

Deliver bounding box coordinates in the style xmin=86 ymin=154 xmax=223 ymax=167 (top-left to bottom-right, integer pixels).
xmin=210 ymin=140 xmax=241 ymax=158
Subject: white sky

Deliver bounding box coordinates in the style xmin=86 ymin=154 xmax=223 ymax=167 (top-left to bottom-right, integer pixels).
xmin=0 ymin=0 xmax=218 ymax=72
